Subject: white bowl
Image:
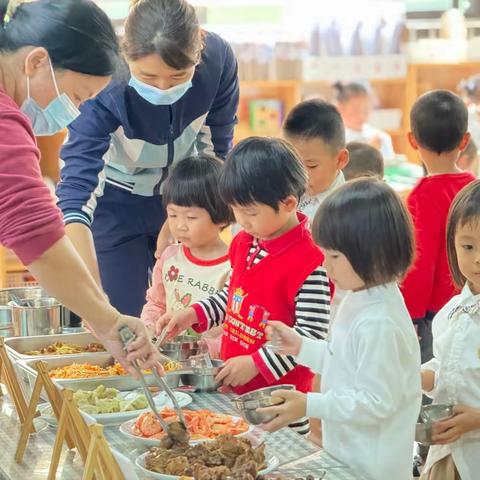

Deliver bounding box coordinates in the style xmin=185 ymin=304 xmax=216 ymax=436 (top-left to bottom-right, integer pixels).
xmin=135 ymin=451 xmax=279 ymax=479
xmin=120 ymin=413 xmax=254 ymax=447
xmin=40 ymin=391 xmax=192 ymax=427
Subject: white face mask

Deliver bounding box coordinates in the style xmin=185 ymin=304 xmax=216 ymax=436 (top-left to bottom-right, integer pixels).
xmin=20 ymin=58 xmax=81 ymax=136
xmin=128 ymin=74 xmax=192 ymax=106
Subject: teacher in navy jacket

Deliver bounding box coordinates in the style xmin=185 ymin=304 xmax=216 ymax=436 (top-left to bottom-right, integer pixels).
xmin=57 ymin=0 xmax=239 ymax=316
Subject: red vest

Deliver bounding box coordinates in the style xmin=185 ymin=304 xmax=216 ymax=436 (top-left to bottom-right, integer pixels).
xmin=220 ymin=214 xmax=325 ymax=395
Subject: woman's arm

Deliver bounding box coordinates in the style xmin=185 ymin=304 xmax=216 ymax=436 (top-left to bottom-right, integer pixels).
xmin=27 ymin=236 xmax=159 ymax=372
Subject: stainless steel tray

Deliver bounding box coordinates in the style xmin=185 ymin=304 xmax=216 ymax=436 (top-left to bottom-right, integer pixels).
xmin=17 ymin=353 xmax=181 ymax=401
xmin=5 ymin=332 xmax=109 ymax=362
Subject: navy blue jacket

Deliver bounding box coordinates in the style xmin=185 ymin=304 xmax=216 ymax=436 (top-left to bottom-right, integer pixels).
xmin=56 ymin=31 xmax=239 ymax=227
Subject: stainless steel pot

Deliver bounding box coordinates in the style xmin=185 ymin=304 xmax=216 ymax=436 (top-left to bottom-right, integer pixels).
xmin=12 ymin=297 xmax=62 ymax=337
xmin=1 ymin=287 xmax=48 ymax=336
xmin=0 ymin=289 xmax=13 ymax=330
xmin=1 ymin=287 xmax=81 ymax=335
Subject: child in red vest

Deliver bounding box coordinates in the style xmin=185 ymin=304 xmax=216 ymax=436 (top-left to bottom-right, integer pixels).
xmin=158 ymin=137 xmax=331 ymax=434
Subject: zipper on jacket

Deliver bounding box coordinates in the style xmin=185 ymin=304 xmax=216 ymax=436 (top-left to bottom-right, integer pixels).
xmin=154 ymin=106 xmax=175 ymax=195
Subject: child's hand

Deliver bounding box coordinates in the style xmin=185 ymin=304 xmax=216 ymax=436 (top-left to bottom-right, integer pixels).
xmin=266 ymin=321 xmax=302 ymax=356
xmin=155 ymin=308 xmax=197 ymax=340
xmin=257 ymin=389 xmax=307 ymax=432
xmin=432 ymin=405 xmax=480 ymax=444
xmin=215 ymin=356 xmax=258 ymax=387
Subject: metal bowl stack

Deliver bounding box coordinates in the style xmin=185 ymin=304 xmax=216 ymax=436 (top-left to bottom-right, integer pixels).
xmin=232 ymin=384 xmax=295 ymax=425
xmin=160 ymin=335 xmax=202 ymax=361
xmin=180 ymin=358 xmax=224 ymax=392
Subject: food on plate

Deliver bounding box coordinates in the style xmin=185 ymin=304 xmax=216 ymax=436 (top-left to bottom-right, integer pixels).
xmin=133 ymin=409 xmax=249 ymax=441
xmin=145 ymin=433 xmax=266 ymax=480
xmin=73 ymin=385 xmax=148 ymax=414
xmin=42 ymin=385 xmax=149 ymax=416
xmin=164 ymin=360 xmax=182 ymax=372
xmin=25 ymin=341 xmax=105 ymax=356
xmin=48 ymin=362 xmax=126 ymax=379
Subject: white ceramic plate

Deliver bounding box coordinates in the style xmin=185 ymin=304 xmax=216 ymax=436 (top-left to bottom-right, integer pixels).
xmin=135 ymin=451 xmax=279 ymax=479
xmin=120 ymin=414 xmax=254 ymax=447
xmin=39 ymin=391 xmax=192 ymax=427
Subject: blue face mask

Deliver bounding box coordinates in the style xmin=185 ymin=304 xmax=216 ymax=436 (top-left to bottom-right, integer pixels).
xmin=21 ymin=58 xmax=80 ymax=136
xmin=128 ymin=74 xmax=192 ymax=106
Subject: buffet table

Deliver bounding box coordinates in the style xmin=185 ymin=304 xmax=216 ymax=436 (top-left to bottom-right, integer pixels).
xmin=0 ymin=386 xmax=367 ymax=480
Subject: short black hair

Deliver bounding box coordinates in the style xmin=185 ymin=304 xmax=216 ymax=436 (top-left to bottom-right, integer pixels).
xmin=219 ymin=137 xmax=307 ymax=211
xmin=163 ymin=155 xmax=234 ymax=226
xmin=283 ymin=99 xmax=346 ymax=152
xmin=447 ymin=180 xmax=480 ymax=288
xmin=410 ymin=90 xmax=468 ymax=154
xmin=344 ymin=141 xmax=384 ymax=180
xmin=313 ymin=178 xmax=414 ymax=286
xmin=0 ymin=0 xmax=118 ymax=76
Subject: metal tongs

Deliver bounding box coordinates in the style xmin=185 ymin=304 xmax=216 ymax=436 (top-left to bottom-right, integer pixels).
xmin=118 ymin=326 xmax=187 ymax=432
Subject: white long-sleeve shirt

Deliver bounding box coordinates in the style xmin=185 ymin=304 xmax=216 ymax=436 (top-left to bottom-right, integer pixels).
xmin=296 ymin=283 xmax=421 ymax=480
xmin=421 ymin=283 xmax=480 ymax=480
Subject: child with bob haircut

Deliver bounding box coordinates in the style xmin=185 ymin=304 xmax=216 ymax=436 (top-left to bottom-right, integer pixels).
xmin=259 ymin=178 xmax=422 ymax=480
xmin=157 ymin=137 xmax=331 ymax=434
xmin=420 ymin=180 xmax=480 ymax=480
xmin=141 ymin=155 xmax=233 ymax=337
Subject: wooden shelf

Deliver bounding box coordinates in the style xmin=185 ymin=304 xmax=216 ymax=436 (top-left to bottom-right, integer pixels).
xmin=237 ymin=62 xmax=480 ymax=164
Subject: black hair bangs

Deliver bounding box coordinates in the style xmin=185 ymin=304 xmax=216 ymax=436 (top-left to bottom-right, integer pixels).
xmin=219 ymin=137 xmax=307 ymax=211
xmin=163 ymin=155 xmax=234 ymax=226
xmin=313 ymin=178 xmax=414 ymax=286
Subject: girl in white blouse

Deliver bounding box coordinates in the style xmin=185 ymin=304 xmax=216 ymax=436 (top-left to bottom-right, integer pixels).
xmin=420 ymin=180 xmax=480 ymax=480
xmin=259 ymin=178 xmax=422 ymax=480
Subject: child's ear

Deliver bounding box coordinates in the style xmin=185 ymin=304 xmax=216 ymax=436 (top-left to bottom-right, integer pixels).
xmin=282 ymin=195 xmax=298 ymax=212
xmin=336 ymin=148 xmax=350 ymax=170
xmin=458 ymin=132 xmax=471 ymax=152
xmin=407 ymin=132 xmax=419 ymax=150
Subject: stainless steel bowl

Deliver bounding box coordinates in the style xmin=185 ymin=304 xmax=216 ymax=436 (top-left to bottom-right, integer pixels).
xmin=232 ymin=384 xmax=295 ymax=425
xmin=11 ymin=297 xmax=62 ymax=337
xmin=160 ymin=335 xmax=202 ymax=361
xmin=180 ymin=359 xmax=224 ymax=392
xmin=415 ymin=422 xmax=433 ymax=445
xmin=421 ymin=404 xmax=454 ymax=424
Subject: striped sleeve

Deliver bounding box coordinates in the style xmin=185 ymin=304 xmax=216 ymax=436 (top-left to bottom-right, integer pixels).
xmin=294 ymin=266 xmax=330 ymax=340
xmin=253 ymin=266 xmax=331 ymax=383
xmin=194 ymin=271 xmax=231 ymax=330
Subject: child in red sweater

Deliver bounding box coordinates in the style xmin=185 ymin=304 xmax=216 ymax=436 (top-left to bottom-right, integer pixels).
xmin=158 ymin=137 xmax=331 ymax=435
xmin=401 ymin=90 xmax=475 ymax=365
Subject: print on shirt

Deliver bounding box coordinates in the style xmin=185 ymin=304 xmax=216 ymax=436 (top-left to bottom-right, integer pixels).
xmin=164 ymin=265 xmax=217 ymax=298
xmin=231 ymin=287 xmax=247 ymax=318
xmin=224 ymin=286 xmax=266 ymax=351
xmin=170 ymin=289 xmax=192 ymax=312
